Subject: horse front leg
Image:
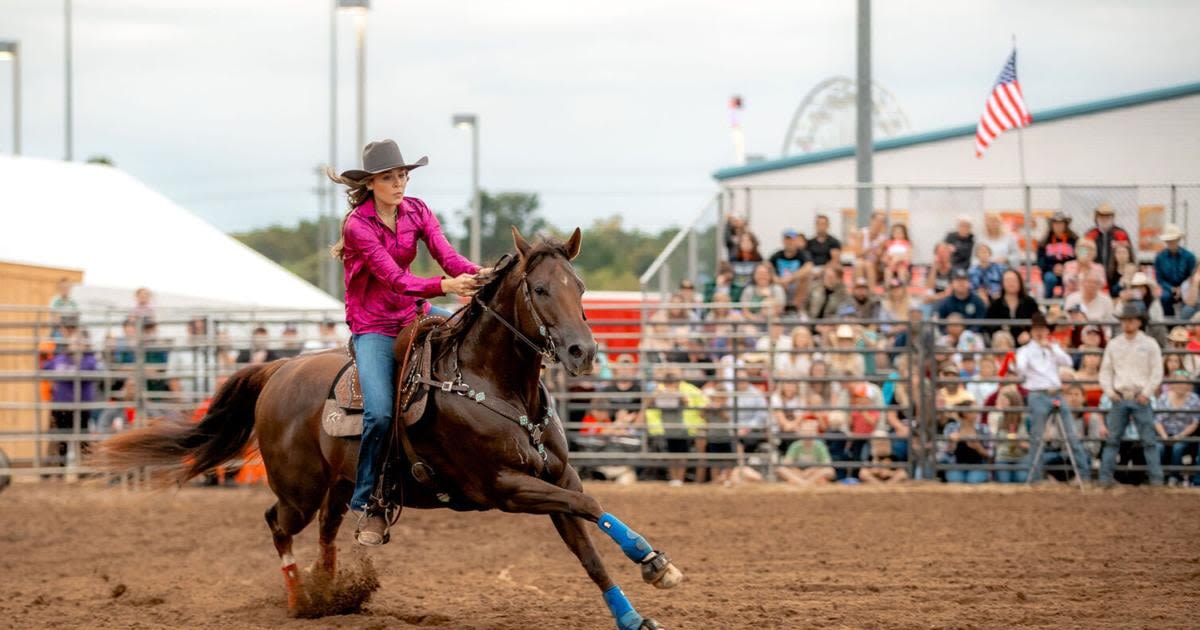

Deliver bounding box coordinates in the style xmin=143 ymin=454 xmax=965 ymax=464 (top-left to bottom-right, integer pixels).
xmin=497 ymin=470 xmax=682 ymax=630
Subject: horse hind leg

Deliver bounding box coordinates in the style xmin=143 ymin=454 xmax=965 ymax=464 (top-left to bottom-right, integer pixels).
xmin=312 ymin=479 xmax=354 ymax=578
xmin=265 ymin=501 xmax=319 ymax=615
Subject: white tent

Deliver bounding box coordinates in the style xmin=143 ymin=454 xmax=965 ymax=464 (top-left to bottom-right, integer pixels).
xmin=0 ymin=156 xmax=342 ymax=311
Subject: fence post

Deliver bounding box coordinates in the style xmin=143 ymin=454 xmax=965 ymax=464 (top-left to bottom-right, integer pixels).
xmin=1170 ymin=184 xmax=1177 ymax=224
xmin=687 ymin=229 xmax=698 ymax=285
xmin=764 ymin=307 xmax=778 ymax=482
xmin=31 ymin=309 xmax=44 ymax=472
xmin=1022 ymin=184 xmax=1035 ymax=286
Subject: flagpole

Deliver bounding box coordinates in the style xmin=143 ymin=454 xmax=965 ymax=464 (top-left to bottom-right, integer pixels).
xmin=1014 ymin=34 xmax=1035 ymax=286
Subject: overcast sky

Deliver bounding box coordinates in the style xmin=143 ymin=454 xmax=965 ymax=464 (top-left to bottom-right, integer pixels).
xmin=1 ymin=0 xmax=1197 ymax=234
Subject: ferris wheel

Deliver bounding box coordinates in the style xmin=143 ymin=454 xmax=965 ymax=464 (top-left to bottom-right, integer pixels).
xmin=781 ymin=77 xmax=911 ymax=156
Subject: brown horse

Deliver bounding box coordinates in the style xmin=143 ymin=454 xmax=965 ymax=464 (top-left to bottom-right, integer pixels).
xmin=99 ymin=228 xmax=682 ymax=630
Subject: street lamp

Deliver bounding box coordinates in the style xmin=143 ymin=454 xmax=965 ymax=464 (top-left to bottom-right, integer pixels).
xmin=0 ymin=41 xmax=19 ymax=155
xmin=339 ymin=0 xmax=369 ymax=155
xmin=453 ymin=113 xmax=480 ymax=263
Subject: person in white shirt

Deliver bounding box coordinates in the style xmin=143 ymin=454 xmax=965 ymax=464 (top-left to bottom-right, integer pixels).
xmin=1063 ymin=268 xmax=1116 ymax=323
xmin=1098 ymin=303 xmax=1165 ymax=487
xmin=1014 ymin=312 xmax=1092 ymax=482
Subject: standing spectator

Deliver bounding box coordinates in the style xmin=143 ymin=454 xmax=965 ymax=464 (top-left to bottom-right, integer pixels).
xmin=935 ymin=268 xmax=987 ymax=325
xmin=968 ymin=243 xmax=1006 ymax=303
xmin=1085 ymin=202 xmax=1134 ymax=293
xmin=303 ymin=320 xmax=343 ymax=351
xmin=1061 ymin=237 xmax=1106 ymax=296
xmin=277 ymin=323 xmax=303 ymax=358
xmin=1155 ymin=368 xmax=1199 ymax=486
xmin=723 ymin=213 xmax=748 ymax=261
xmin=1063 ymin=269 xmax=1115 ymax=323
xmin=645 ymin=365 xmax=708 ymax=487
xmin=986 ymin=269 xmax=1041 ymax=344
xmin=924 ymin=243 xmax=956 ymax=306
xmin=237 ymin=326 xmax=281 ymax=365
xmin=769 ymin=229 xmax=813 ymax=309
xmin=48 ymin=278 xmax=79 ymax=315
xmin=130 ymin=287 xmax=155 ymax=322
xmin=1153 ymin=224 xmax=1195 ymax=317
xmin=738 ymin=262 xmax=786 ymax=321
xmin=599 ymin=355 xmax=644 ymax=434
xmin=169 ymin=317 xmax=216 ymax=405
xmin=943 ymin=404 xmax=992 ymax=483
xmin=42 ymin=330 xmax=101 ymax=469
xmin=943 ymin=215 xmax=976 ymax=270
xmin=729 ymin=232 xmax=764 ymax=288
xmin=806 ymin=265 xmax=849 ymax=321
xmin=1036 ymin=212 xmax=1077 ymax=298
xmin=978 ymin=213 xmax=1021 ymax=266
xmin=1098 ymin=303 xmax=1165 ymax=487
xmin=807 ymin=214 xmax=842 ymax=267
xmin=140 ymin=320 xmax=173 ymax=415
xmin=1015 ymin=312 xmax=1092 ymax=483
xmin=990 ymin=387 xmax=1030 ymax=483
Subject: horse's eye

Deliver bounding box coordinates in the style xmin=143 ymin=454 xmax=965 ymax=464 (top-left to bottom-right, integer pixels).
xmin=534 ymin=286 xmax=549 ymax=296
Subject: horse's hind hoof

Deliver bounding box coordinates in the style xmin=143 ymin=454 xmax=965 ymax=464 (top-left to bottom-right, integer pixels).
xmin=640 ymin=619 xmax=664 ymax=630
xmin=640 ymin=551 xmax=684 ymax=589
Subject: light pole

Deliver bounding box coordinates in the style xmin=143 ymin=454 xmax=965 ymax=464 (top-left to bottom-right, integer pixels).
xmin=0 ymin=41 xmax=19 ymax=155
xmin=64 ymin=0 xmax=73 ymax=161
xmin=453 ymin=114 xmax=480 ymax=262
xmin=338 ymin=0 xmax=369 ymax=155
xmin=325 ymin=0 xmax=369 ymax=298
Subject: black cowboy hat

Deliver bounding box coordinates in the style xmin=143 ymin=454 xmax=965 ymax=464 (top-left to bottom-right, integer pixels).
xmin=1117 ymin=302 xmax=1146 ymax=321
xmin=339 ymin=139 xmax=428 ymax=181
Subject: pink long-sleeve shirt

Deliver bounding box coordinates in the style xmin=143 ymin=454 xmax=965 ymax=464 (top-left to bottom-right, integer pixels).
xmin=342 ymin=196 xmax=478 ymax=336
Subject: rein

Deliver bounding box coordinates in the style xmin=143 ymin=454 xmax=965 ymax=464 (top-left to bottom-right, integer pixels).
xmin=476 ymin=272 xmax=559 ymax=364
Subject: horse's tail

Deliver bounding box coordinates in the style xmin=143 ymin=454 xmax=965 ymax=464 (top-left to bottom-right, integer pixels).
xmin=97 ymin=360 xmax=285 ymax=483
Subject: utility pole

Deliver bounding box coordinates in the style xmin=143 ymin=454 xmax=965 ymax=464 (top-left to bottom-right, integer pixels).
xmin=855 ymin=0 xmax=873 ymax=229
xmin=314 ymin=165 xmax=329 ymax=293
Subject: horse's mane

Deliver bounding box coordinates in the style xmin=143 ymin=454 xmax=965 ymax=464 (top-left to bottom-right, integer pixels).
xmin=429 ymin=236 xmax=572 ymax=346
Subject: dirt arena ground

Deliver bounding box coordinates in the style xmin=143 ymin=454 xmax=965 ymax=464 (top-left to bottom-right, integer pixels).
xmin=1 ymin=482 xmax=1198 ymax=629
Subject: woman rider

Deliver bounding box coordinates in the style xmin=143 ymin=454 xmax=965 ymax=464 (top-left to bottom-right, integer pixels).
xmin=328 ymin=139 xmax=485 ymax=545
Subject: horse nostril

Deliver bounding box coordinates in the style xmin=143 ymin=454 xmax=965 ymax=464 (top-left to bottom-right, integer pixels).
xmin=568 ymin=344 xmax=584 ymax=359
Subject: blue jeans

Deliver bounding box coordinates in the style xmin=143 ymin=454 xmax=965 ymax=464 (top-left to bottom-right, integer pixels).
xmin=946 ymin=469 xmax=990 ymax=484
xmin=350 ymin=333 xmax=397 ymax=511
xmin=1025 ymin=391 xmax=1091 ymax=482
xmin=1100 ymin=400 xmax=1163 ymax=485
xmin=1041 ymin=271 xmax=1061 ymax=298
xmin=1158 ymin=440 xmax=1194 ymax=482
xmin=993 ymin=465 xmax=1027 ymax=484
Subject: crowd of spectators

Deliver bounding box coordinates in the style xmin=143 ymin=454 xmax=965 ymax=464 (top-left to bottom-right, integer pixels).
xmin=36 ymin=284 xmax=345 ymax=473
xmin=576 ymin=204 xmax=1200 ymax=488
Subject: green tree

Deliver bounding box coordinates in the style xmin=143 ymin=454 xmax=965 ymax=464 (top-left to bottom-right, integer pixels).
xmin=460 ymin=191 xmax=548 ymax=264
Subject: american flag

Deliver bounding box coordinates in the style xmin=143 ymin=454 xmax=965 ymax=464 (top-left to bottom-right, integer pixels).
xmin=975 ymin=49 xmax=1032 ymax=157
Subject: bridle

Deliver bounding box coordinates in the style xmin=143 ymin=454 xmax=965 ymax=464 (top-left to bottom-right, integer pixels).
xmin=477 ymin=271 xmax=560 ymax=364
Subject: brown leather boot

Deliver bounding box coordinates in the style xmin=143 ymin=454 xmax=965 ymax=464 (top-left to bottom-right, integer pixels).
xmin=355 ymin=510 xmax=389 ymax=546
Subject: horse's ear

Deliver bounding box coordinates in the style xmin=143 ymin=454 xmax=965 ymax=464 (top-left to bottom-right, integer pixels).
xmin=564 ymin=227 xmax=582 ymax=260
xmin=511 ymin=226 xmax=532 ymax=260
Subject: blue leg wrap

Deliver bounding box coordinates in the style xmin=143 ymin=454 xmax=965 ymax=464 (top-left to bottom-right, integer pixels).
xmin=603 ymin=585 xmax=644 ymax=630
xmin=597 ymin=512 xmax=653 ymax=563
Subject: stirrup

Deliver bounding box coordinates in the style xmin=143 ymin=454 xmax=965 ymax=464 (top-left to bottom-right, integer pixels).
xmin=354 ymin=509 xmax=391 ymax=546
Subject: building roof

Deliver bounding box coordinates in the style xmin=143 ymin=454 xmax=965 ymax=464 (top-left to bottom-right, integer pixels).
xmin=713 ymin=81 xmax=1200 ymax=181
xmin=0 ymin=156 xmax=343 ymax=311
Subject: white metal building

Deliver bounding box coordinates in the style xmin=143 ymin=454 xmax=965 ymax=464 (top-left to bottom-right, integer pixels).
xmin=712 ymin=82 xmax=1200 ymax=263
xmin=0 ymin=156 xmax=342 ymax=311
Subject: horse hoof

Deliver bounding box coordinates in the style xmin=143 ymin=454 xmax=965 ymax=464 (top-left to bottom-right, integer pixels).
xmin=640 ymin=619 xmax=664 ymax=630
xmin=641 ymin=552 xmax=684 ymax=589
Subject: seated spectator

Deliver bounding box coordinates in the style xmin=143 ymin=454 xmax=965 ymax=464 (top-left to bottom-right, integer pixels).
xmin=770 ymin=229 xmax=814 ymax=310
xmin=979 ymin=212 xmax=1021 ymax=266
xmin=837 ymin=276 xmax=882 ymax=321
xmin=1045 ymin=304 xmax=1074 ymax=347
xmin=859 ymin=212 xmax=889 ymax=287
xmin=1037 ymin=212 xmax=1077 ymax=298
xmin=828 ymin=325 xmax=866 ymax=378
xmin=1062 ymin=237 xmax=1106 ymax=296
xmin=1064 ymin=268 xmax=1115 ymax=323
xmin=1155 ymin=368 xmax=1200 ymax=486
xmin=1075 ymin=348 xmax=1104 ymax=409
xmin=1166 ymin=326 xmax=1198 ymax=378
xmin=883 ymin=223 xmax=913 ymax=283
xmin=939 ymin=312 xmax=986 ymax=359
xmin=989 ymin=387 xmax=1030 ymax=483
xmin=776 ymin=325 xmax=815 ymax=376
xmin=968 ymin=242 xmax=1006 ymax=304
xmin=1108 ymin=240 xmax=1138 ymax=299
xmin=599 ymin=354 xmax=644 ymax=435
xmin=803 ymin=359 xmax=842 ymax=420
xmin=807 ymin=214 xmax=842 ymax=267
xmin=676 ymin=278 xmax=703 ymax=320
xmin=1042 ymin=382 xmax=1104 ymax=474
xmin=936 ymin=269 xmax=988 ymax=325
xmin=738 ymin=262 xmax=786 ymax=321
xmin=879 ymin=277 xmax=914 ymax=334
xmin=1121 ymin=272 xmax=1168 ymax=345
xmin=845 ymin=380 xmax=885 ymax=462
xmin=806 ymin=265 xmax=849 ymax=320
xmin=777 ymin=419 xmax=837 ymax=485
xmin=939 ymin=361 xmax=976 ymax=408
xmin=944 ymin=403 xmax=992 ymax=483
xmin=944 ymin=215 xmax=976 ymax=270
xmin=1179 ymin=265 xmax=1200 ymax=320
xmin=858 ymin=430 xmax=908 ymax=484
xmin=705 ymin=261 xmax=740 ymax=303
xmin=729 ymin=232 xmax=763 ymax=288
xmin=990 ymin=330 xmax=1018 ymax=377
xmin=1154 ymin=224 xmax=1196 ymax=317
xmin=967 ymin=355 xmax=1000 ymax=405
xmin=1086 ymin=203 xmax=1134 ymax=296
xmin=644 ymin=366 xmax=708 ymax=487
xmin=771 ymin=375 xmax=805 ymax=438
xmin=986 ymin=269 xmax=1041 ymax=344
xmin=924 ymin=243 xmax=955 ymax=306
